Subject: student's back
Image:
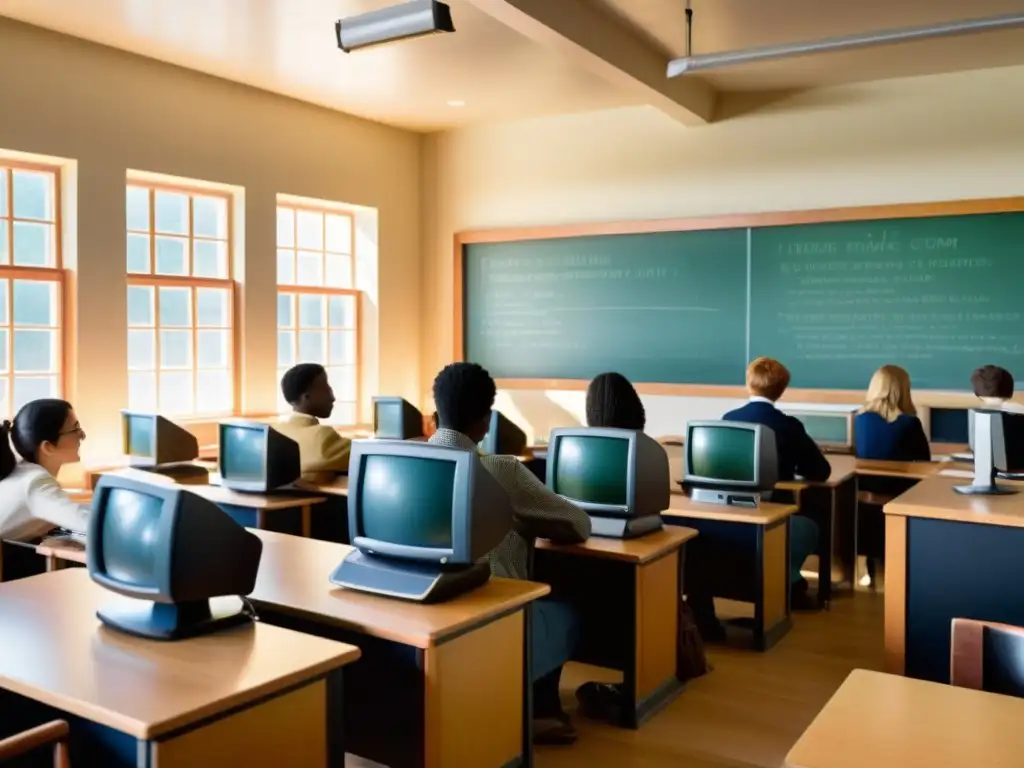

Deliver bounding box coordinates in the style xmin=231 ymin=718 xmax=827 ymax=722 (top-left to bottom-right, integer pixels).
xmin=855 ymin=412 xmax=930 ymax=461
xmin=723 ymin=400 xmax=830 ymax=482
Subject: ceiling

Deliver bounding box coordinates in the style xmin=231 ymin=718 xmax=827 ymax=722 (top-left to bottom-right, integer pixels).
xmin=1 ymin=0 xmax=1023 ymax=130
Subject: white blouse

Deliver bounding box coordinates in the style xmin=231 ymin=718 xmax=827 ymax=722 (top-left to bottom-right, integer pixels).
xmin=0 ymin=463 xmax=90 ymax=541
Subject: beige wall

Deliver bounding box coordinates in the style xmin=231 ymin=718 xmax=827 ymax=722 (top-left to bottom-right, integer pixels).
xmin=0 ymin=18 xmax=421 ymax=461
xmin=421 ymin=65 xmax=1024 ymax=439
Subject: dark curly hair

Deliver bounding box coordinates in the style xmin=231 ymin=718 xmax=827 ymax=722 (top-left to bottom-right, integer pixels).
xmin=586 ymin=372 xmax=645 ymax=431
xmin=281 ymin=363 xmax=327 ymax=405
xmin=432 ymin=362 xmax=496 ymax=433
xmin=971 ymin=365 xmax=1014 ymax=400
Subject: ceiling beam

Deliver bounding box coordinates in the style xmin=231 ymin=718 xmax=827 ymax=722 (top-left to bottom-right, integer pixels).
xmin=464 ymin=0 xmax=715 ymax=125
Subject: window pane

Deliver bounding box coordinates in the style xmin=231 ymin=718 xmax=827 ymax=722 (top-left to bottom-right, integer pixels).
xmin=158 ymin=287 xmax=191 ymax=327
xmin=0 ymin=280 xmax=6 ymax=324
xmin=277 ymin=207 xmax=294 ymax=247
xmin=193 ymin=196 xmax=227 ymax=239
xmin=0 ymin=221 xmax=7 ymax=265
xmin=329 ymin=331 xmax=356 ymax=365
xmin=328 ymin=365 xmax=357 ymax=402
xmin=0 ymin=169 xmax=6 ymax=215
xmin=129 ymin=371 xmax=157 ymax=412
xmin=154 ymin=190 xmax=188 ymax=234
xmin=13 ymin=221 xmax=54 ymax=266
xmin=0 ymin=329 xmax=8 ymax=373
xmin=196 ymin=370 xmax=232 ymax=413
xmin=13 ymin=281 xmax=55 ymax=326
xmin=155 ymin=236 xmax=188 ymax=275
xmin=13 ymin=376 xmax=56 ymax=413
xmin=14 ymin=330 xmax=55 ymax=372
xmin=126 ymin=186 xmax=150 ymax=231
xmin=277 ymin=249 xmax=295 ymax=284
xmin=197 ymin=329 xmax=228 ymax=368
xmin=127 ymin=285 xmax=154 ymax=326
xmin=278 ymin=331 xmax=295 ymax=368
xmin=159 ymin=371 xmax=193 ymax=415
xmin=127 ymin=329 xmax=155 ymax=370
xmin=160 ymin=330 xmax=192 ymax=368
xmin=298 ymin=295 xmax=325 ymax=328
xmin=193 ymin=240 xmax=227 ymax=278
xmin=196 ymin=288 xmax=229 ymax=327
xmin=330 ymin=402 xmax=356 ymax=426
xmin=127 ymin=233 xmax=150 ymax=273
xmin=296 ymin=210 xmax=323 ymax=250
xmin=277 ymin=294 xmax=294 ymax=328
xmin=325 ymin=214 xmax=351 ymax=254
xmin=325 ymin=254 xmax=352 ymax=288
xmin=298 ymin=330 xmax=326 ymax=363
xmin=12 ymin=170 xmax=53 ymax=220
xmin=0 ymin=380 xmax=8 ymax=419
xmin=328 ymin=294 xmax=356 ymax=328
xmin=296 ymin=251 xmax=323 ymax=286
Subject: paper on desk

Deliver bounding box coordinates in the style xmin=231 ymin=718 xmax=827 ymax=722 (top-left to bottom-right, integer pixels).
xmin=939 ymin=469 xmax=975 ymax=479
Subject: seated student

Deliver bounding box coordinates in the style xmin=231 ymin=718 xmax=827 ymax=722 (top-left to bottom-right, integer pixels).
xmin=855 ymin=365 xmax=930 ymax=461
xmin=0 ymin=400 xmax=90 ymax=579
xmin=275 ymin=364 xmax=351 ymax=482
xmin=585 ymin=371 xmax=646 ymax=431
xmin=429 ymin=362 xmax=592 ymax=745
xmin=971 ymin=365 xmax=1024 ymax=470
xmin=723 ymin=358 xmax=828 ymax=610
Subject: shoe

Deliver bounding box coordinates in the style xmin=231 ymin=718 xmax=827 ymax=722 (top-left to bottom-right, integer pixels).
xmin=791 ymin=581 xmax=820 ymax=612
xmin=575 ymin=682 xmax=623 ymax=721
xmin=533 ymin=716 xmax=577 ymax=745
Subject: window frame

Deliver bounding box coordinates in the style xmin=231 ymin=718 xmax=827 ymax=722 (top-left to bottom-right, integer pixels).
xmin=126 ymin=180 xmax=238 ymax=417
xmin=275 ymin=202 xmax=361 ymax=425
xmin=0 ymin=160 xmax=65 ymax=418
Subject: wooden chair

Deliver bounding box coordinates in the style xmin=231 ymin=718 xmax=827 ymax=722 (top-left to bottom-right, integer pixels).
xmin=951 ymin=618 xmax=1024 ymax=697
xmin=0 ymin=720 xmax=70 ymax=766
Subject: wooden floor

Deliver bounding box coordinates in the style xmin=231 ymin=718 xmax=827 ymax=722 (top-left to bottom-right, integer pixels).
xmin=540 ymin=592 xmax=886 ymax=768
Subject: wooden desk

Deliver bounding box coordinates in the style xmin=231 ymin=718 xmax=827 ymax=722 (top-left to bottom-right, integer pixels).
xmin=250 ymin=530 xmax=548 ymax=768
xmin=0 ymin=569 xmax=359 ymax=767
xmin=854 ymin=458 xmax=942 ymax=481
xmin=534 ymin=526 xmax=696 ymax=727
xmin=36 ymin=536 xmax=85 ymax=571
xmin=665 ymin=496 xmax=797 ymax=650
xmin=785 ymin=668 xmax=1024 ymax=768
xmin=884 ymin=476 xmax=1024 ymax=682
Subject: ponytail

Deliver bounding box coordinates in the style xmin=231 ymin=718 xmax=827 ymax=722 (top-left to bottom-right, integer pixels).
xmin=0 ymin=420 xmax=16 ymax=482
xmin=0 ymin=399 xmax=73 ymax=481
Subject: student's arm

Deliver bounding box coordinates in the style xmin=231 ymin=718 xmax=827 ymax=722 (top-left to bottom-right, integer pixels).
xmin=792 ymin=421 xmax=832 ymax=482
xmin=26 ymin=473 xmax=90 ymax=534
xmin=316 ymin=429 xmax=352 ymax=472
xmin=905 ymin=417 xmax=931 ymax=461
xmin=507 ymin=461 xmax=592 ymax=544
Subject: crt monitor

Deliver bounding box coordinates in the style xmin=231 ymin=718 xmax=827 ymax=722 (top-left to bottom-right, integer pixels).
xmin=479 ymin=411 xmax=527 ymax=456
xmin=87 ymin=474 xmax=263 ymax=640
xmin=545 ymin=427 xmax=669 ymax=538
xmin=122 ymin=411 xmax=199 ymax=468
xmin=373 ymin=397 xmax=424 ymax=440
xmin=684 ymin=421 xmax=779 ymax=507
xmin=330 ymin=440 xmax=513 ymax=602
xmin=955 ymin=409 xmax=1017 ymax=496
xmin=218 ymin=422 xmax=301 ymax=492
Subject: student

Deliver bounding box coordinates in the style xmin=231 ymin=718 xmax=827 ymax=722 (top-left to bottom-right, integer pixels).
xmin=429 ymin=362 xmax=592 ymax=745
xmin=970 ymin=365 xmax=1024 ymax=469
xmin=855 ymin=365 xmax=930 ymax=461
xmin=0 ymin=400 xmax=90 ymax=578
xmin=275 ymin=363 xmax=352 ymax=482
xmin=585 ymin=371 xmax=646 ymax=430
xmin=722 ymin=358 xmax=828 ymax=611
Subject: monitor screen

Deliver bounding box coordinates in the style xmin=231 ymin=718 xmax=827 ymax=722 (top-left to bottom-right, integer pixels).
xmin=125 ymin=414 xmax=155 ymax=458
xmin=100 ymin=487 xmax=164 ymax=588
xmin=221 ymin=425 xmax=266 ymax=482
xmin=358 ymin=454 xmax=454 ymax=548
xmin=688 ymin=425 xmax=756 ymax=482
xmin=375 ymin=402 xmax=403 ymax=439
xmin=552 ymin=435 xmax=629 ymax=505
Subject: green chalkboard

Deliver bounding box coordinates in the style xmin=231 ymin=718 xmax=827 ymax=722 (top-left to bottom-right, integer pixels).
xmin=463 ymin=230 xmax=748 ymax=384
xmin=461 ymin=209 xmax=1024 ymax=390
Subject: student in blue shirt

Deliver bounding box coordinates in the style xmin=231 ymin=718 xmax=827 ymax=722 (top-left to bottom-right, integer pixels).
xmin=854 ymin=365 xmax=930 ymax=461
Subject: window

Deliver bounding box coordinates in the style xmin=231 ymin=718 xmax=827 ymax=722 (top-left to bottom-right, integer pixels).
xmin=126 ymin=183 xmax=234 ymax=416
xmin=0 ymin=162 xmax=63 ymax=417
xmin=276 ymin=203 xmax=359 ymax=424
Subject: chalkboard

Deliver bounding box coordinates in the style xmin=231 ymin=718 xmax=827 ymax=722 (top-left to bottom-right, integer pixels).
xmin=459 ymin=207 xmax=1024 ymax=391
xmin=463 ymin=230 xmax=748 ymax=384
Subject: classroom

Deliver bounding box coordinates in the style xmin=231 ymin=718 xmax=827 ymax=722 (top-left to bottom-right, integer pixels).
xmin=1 ymin=1 xmax=1024 ymax=766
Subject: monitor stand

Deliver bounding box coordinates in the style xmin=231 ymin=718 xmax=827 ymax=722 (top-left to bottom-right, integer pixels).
xmin=589 ymin=514 xmax=663 ymax=539
xmin=329 ymin=550 xmax=490 ymax=603
xmin=953 ymin=463 xmax=1019 ymax=496
xmin=97 ymin=599 xmax=252 ymax=641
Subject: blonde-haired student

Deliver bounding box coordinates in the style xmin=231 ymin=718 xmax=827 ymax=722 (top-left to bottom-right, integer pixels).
xmin=854 ymin=365 xmax=930 ymax=461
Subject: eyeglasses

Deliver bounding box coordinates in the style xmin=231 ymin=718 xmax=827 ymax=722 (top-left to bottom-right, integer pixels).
xmin=59 ymin=425 xmax=85 ymax=439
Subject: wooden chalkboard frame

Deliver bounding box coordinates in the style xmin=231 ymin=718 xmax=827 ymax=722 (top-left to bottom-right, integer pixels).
xmin=454 ymin=196 xmax=1024 ymax=408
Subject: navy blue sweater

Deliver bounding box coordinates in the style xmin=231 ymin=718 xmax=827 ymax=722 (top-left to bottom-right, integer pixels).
xmin=723 ymin=401 xmax=831 ymax=482
xmin=854 ymin=412 xmax=931 ymax=461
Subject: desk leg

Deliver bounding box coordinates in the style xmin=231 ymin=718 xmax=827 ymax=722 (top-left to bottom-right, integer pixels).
xmin=884 ymin=515 xmax=907 ymax=675
xmin=521 ymin=604 xmax=533 ymax=768
xmin=256 ymin=509 xmax=266 ymax=530
xmin=300 ymin=505 xmax=312 ymax=538
xmin=755 ymin=519 xmax=792 ymax=651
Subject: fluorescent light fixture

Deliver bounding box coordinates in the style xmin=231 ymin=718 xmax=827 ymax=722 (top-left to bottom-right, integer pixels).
xmin=336 ymin=0 xmax=455 ymax=53
xmin=667 ymin=12 xmax=1024 ymax=77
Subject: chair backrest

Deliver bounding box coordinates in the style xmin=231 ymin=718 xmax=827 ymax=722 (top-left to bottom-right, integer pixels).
xmin=0 ymin=719 xmax=69 ymax=766
xmin=951 ymin=618 xmax=1024 ymax=696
